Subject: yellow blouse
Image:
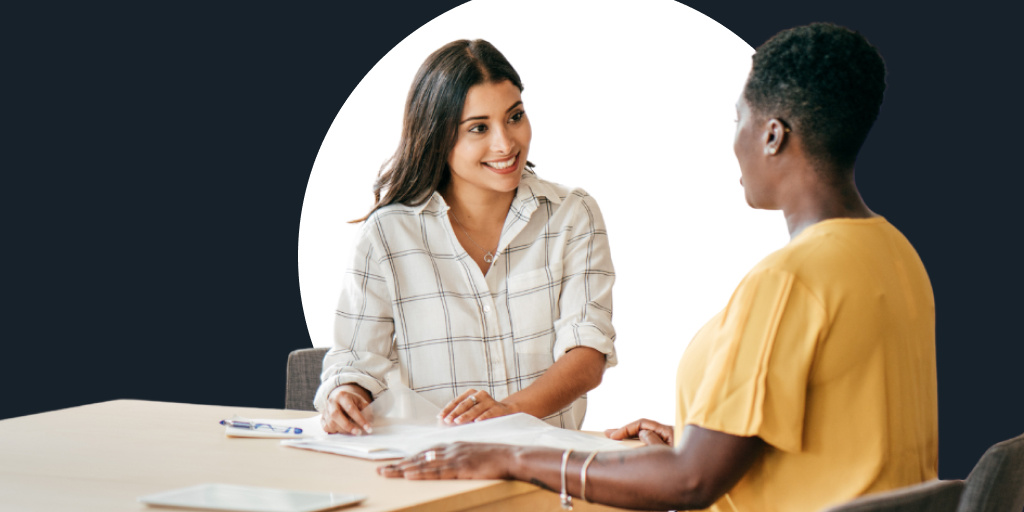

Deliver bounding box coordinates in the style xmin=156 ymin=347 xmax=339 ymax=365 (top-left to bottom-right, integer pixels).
xmin=675 ymin=217 xmax=938 ymax=512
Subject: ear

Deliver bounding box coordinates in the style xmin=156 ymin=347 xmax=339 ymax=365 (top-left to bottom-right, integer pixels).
xmin=763 ymin=118 xmax=789 ymax=156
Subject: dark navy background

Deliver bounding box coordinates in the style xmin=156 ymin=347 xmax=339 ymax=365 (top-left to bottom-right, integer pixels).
xmin=6 ymin=1 xmax=1021 ymax=480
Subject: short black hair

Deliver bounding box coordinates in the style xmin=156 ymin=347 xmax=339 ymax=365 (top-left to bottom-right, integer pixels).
xmin=744 ymin=22 xmax=886 ymax=169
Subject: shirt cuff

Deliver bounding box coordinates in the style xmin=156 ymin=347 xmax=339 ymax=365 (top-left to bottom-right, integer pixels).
xmin=553 ymin=323 xmax=617 ymax=368
xmin=313 ymin=372 xmax=388 ymax=412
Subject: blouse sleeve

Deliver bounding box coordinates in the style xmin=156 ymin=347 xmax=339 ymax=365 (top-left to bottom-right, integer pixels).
xmin=551 ymin=191 xmax=617 ymax=367
xmin=313 ymin=223 xmax=396 ymax=412
xmin=684 ymin=267 xmax=826 ymax=453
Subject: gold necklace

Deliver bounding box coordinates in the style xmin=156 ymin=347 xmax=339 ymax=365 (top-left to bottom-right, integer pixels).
xmin=450 ymin=211 xmax=496 ymax=264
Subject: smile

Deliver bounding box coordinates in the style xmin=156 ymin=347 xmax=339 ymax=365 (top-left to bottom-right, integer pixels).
xmin=483 ymin=154 xmax=518 ymax=172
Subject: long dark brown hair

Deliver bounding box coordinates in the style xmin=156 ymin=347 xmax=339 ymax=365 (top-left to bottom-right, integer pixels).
xmin=354 ymin=39 xmax=527 ymax=222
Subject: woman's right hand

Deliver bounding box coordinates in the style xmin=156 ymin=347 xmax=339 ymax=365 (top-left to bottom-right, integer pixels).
xmin=322 ymin=384 xmax=374 ymax=435
xmin=604 ymin=418 xmax=675 ymax=446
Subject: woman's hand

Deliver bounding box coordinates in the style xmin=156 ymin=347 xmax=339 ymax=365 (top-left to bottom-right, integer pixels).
xmin=439 ymin=389 xmax=517 ymax=425
xmin=377 ymin=443 xmax=516 ymax=480
xmin=322 ymin=384 xmax=373 ymax=435
xmin=605 ymin=418 xmax=675 ymax=446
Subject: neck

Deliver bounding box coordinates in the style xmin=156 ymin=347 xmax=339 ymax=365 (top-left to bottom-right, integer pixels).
xmin=441 ymin=182 xmax=515 ymax=227
xmin=781 ymin=164 xmax=874 ymax=238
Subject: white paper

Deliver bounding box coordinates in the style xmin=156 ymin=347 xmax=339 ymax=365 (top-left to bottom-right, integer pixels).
xmin=283 ymin=384 xmax=628 ymax=459
xmin=285 ymin=412 xmax=628 ymax=459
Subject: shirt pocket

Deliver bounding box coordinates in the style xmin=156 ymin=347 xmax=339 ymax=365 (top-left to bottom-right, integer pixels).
xmin=507 ymin=267 xmax=561 ymax=355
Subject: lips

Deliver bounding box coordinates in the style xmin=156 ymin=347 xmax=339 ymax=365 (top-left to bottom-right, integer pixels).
xmin=483 ymin=153 xmax=519 ymax=174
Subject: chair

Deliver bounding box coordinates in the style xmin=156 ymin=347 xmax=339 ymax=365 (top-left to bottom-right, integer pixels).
xmin=958 ymin=432 xmax=1024 ymax=512
xmin=820 ymin=480 xmax=964 ymax=512
xmin=285 ymin=347 xmax=329 ymax=410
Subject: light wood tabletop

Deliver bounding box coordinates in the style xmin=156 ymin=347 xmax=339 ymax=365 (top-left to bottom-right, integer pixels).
xmin=0 ymin=400 xmax=637 ymax=512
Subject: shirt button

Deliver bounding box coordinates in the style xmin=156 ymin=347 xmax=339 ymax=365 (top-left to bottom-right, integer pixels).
xmin=483 ymin=305 xmax=492 ymax=313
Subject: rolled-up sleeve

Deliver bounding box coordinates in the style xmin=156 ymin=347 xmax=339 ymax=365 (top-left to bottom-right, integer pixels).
xmin=552 ymin=191 xmax=617 ymax=367
xmin=313 ymin=224 xmax=396 ymax=412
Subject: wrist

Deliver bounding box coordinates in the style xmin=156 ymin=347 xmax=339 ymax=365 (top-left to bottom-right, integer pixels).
xmin=334 ymin=383 xmax=372 ymax=403
xmin=500 ymin=398 xmax=524 ymax=415
xmin=506 ymin=445 xmax=528 ymax=481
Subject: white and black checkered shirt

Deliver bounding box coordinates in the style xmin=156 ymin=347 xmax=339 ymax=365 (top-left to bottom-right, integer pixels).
xmin=314 ymin=170 xmax=616 ymax=428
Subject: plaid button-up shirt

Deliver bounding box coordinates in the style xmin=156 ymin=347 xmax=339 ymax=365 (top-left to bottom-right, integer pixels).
xmin=314 ymin=170 xmax=616 ymax=428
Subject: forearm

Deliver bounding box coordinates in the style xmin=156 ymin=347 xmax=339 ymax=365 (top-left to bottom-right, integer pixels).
xmin=510 ymin=425 xmax=762 ymax=510
xmin=509 ymin=445 xmax=711 ymax=511
xmin=502 ymin=346 xmax=606 ymax=419
xmin=380 ymin=427 xmax=761 ymax=508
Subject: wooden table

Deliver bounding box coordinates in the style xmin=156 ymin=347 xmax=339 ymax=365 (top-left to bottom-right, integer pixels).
xmin=0 ymin=400 xmax=634 ymax=511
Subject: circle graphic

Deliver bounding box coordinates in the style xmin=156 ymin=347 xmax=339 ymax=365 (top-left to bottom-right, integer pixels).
xmin=298 ymin=0 xmax=788 ymax=429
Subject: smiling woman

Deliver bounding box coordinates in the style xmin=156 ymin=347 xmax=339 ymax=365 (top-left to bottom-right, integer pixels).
xmin=315 ymin=39 xmax=617 ymax=436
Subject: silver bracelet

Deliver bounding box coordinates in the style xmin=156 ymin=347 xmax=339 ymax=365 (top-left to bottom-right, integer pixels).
xmin=560 ymin=449 xmax=574 ymax=510
xmin=579 ymin=450 xmax=599 ymax=503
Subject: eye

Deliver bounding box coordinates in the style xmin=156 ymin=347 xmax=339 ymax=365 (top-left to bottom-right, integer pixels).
xmin=468 ymin=123 xmax=488 ymax=134
xmin=509 ymin=110 xmax=526 ymax=124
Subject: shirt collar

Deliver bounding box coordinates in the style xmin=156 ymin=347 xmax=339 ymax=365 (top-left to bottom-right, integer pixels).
xmin=411 ymin=167 xmax=561 ymax=216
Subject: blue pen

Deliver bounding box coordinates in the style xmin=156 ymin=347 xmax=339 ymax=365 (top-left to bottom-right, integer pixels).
xmin=219 ymin=419 xmax=303 ymax=434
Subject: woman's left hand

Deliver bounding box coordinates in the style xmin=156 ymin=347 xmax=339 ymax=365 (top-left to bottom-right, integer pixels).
xmin=377 ymin=443 xmax=515 ymax=480
xmin=439 ymin=389 xmax=517 ymax=425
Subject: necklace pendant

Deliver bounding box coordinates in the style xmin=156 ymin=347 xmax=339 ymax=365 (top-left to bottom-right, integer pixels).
xmin=484 ymin=252 xmax=495 ymax=264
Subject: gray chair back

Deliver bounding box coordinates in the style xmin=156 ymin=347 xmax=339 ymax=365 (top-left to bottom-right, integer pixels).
xmin=958 ymin=432 xmax=1024 ymax=512
xmin=820 ymin=480 xmax=964 ymax=512
xmin=285 ymin=347 xmax=329 ymax=411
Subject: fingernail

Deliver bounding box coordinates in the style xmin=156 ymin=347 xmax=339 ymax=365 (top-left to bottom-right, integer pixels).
xmin=354 ymin=429 xmax=363 ymax=436
xmin=454 ymin=417 xmax=463 ymax=424
xmin=363 ymin=425 xmax=373 ymax=434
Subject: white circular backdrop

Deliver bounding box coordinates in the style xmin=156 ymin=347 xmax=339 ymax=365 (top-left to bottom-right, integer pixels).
xmin=298 ymin=0 xmax=789 ymax=430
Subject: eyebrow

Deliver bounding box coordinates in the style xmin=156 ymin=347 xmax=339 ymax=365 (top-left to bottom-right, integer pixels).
xmin=459 ymin=101 xmax=524 ymax=125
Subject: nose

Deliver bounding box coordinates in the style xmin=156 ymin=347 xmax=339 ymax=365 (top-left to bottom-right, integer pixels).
xmin=490 ymin=126 xmax=512 ymax=154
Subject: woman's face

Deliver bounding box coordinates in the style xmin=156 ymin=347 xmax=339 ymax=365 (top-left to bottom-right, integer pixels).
xmin=447 ymin=80 xmax=531 ymax=199
xmin=733 ymin=94 xmax=772 ymax=209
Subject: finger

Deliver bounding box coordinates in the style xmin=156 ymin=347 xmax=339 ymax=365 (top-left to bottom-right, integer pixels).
xmin=398 ymin=444 xmax=450 ymax=467
xmin=636 ymin=419 xmax=674 ymax=443
xmin=403 ymin=464 xmax=459 ymax=480
xmin=604 ymin=427 xmax=634 ymax=439
xmin=639 ymin=429 xmax=668 ymax=446
xmin=453 ymin=403 xmax=485 ymax=424
xmin=325 ymin=407 xmax=361 ymax=435
xmin=384 ymin=447 xmax=451 ymax=479
xmin=638 ymin=418 xmax=668 ymax=432
xmin=473 ymin=406 xmax=505 ymax=422
xmin=454 ymin=391 xmax=493 ymax=423
xmin=440 ymin=389 xmax=476 ymax=419
xmin=604 ymin=427 xmax=626 ymax=439
xmin=653 ymin=424 xmax=674 ymax=445
xmin=328 ymin=395 xmax=367 ymax=435
xmin=377 ymin=464 xmax=405 ymax=478
xmin=444 ymin=395 xmax=483 ymax=424
xmin=323 ymin=391 xmax=363 ymax=435
xmin=605 ymin=420 xmax=642 ymax=440
xmin=322 ymin=399 xmax=352 ymax=435
xmin=339 ymin=394 xmax=373 ymax=434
